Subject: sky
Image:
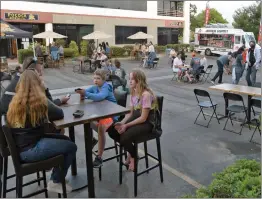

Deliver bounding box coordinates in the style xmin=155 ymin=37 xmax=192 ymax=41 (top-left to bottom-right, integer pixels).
xmin=190 ymin=1 xmax=258 ymax=24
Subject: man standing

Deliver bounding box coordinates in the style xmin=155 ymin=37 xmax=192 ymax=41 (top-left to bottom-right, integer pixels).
xmin=211 ymin=52 xmax=232 ymax=85
xmin=245 ymin=41 xmax=261 ymax=86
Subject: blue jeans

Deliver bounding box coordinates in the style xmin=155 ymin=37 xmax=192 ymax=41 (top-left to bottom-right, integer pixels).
xmin=20 ymin=138 xmax=77 ymax=183
xmin=246 ymin=66 xmax=257 ymax=86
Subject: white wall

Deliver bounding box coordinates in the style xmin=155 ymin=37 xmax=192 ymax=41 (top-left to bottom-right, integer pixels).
xmin=1 ymin=1 xmax=190 ymax=44
xmin=1 ymin=1 xmax=186 ymax=21
xmin=183 ymin=1 xmax=190 ymax=44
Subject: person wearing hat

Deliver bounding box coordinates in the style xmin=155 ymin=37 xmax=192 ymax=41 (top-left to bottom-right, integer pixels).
xmin=245 ymin=41 xmax=261 ymax=86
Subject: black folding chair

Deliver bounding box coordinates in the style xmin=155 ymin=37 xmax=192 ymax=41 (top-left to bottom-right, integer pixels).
xmin=223 ymin=92 xmax=250 ymax=135
xmin=200 ymin=65 xmax=213 ymax=83
xmin=249 ymin=98 xmax=261 ymax=145
xmin=193 ymin=89 xmax=220 ymax=128
xmin=152 ymin=58 xmax=159 ymax=68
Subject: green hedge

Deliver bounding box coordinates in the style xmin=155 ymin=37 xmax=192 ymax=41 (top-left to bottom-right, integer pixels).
xmin=111 ymin=46 xmax=126 ymax=57
xmin=166 ymin=44 xmax=190 ymax=51
xmin=154 ymin=45 xmax=166 ymax=53
xmin=64 ymin=48 xmax=74 ymax=58
xmin=69 ymin=41 xmax=79 ymax=57
xmin=122 ymin=45 xmax=134 ymax=55
xmin=184 ymin=159 xmax=261 ymax=198
xmin=18 ymin=49 xmax=34 ymax=64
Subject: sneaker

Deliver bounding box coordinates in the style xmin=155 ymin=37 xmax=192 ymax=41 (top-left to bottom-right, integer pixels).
xmin=47 ymin=181 xmax=72 ymax=194
xmin=92 ymin=137 xmax=98 ymax=149
xmin=93 ymin=156 xmax=103 ymax=168
xmin=211 ymin=81 xmax=215 ymax=85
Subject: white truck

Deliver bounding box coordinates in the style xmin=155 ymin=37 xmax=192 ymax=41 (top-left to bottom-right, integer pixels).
xmin=194 ymin=24 xmax=257 ymax=56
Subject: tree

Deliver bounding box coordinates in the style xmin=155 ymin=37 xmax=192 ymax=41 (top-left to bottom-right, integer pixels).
xmin=190 ymin=8 xmax=228 ymax=31
xmin=232 ymin=2 xmax=261 ymax=38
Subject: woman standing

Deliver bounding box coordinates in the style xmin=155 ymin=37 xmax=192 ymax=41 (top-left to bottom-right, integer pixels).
xmin=107 ymin=69 xmax=158 ymax=171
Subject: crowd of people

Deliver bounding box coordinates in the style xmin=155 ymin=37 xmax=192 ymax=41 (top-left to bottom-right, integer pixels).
xmin=0 ymin=55 xmax=158 ymax=194
xmin=211 ymin=40 xmax=261 ymax=86
xmin=170 ymin=40 xmax=261 ymax=86
xmin=171 ymin=49 xmax=206 ymax=83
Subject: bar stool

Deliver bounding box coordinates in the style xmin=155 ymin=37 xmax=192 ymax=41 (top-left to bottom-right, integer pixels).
xmin=1 ymin=116 xmax=68 ymax=198
xmin=119 ymin=96 xmax=164 ymax=197
xmin=91 ymin=90 xmax=128 ymax=181
xmin=0 ymin=120 xmax=42 ymax=198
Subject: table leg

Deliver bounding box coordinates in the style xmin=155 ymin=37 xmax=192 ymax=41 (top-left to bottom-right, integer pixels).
xmin=84 ymin=123 xmax=95 ymax=198
xmin=65 ymin=126 xmax=88 ymax=191
xmin=69 ymin=127 xmax=77 ymax=175
xmin=225 ymin=97 xmax=229 ymax=117
xmin=247 ymin=95 xmax=252 ymax=123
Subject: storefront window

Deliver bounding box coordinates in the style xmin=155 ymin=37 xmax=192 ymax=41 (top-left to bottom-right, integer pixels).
xmin=115 ymin=26 xmax=147 ymax=44
xmin=158 ymin=27 xmax=179 ymax=46
xmin=53 ymin=24 xmax=94 ymax=46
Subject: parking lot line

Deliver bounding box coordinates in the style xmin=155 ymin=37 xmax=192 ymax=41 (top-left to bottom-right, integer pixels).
xmin=138 ymin=148 xmax=203 ymax=189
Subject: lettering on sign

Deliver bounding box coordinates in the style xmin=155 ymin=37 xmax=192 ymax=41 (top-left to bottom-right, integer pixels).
xmin=5 ymin=13 xmax=39 ymax=20
xmin=165 ymin=20 xmax=184 ymax=28
xmin=201 ymin=29 xmax=229 ymax=33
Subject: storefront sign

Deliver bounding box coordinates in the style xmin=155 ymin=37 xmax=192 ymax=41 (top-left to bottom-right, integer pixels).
xmin=5 ymin=12 xmax=39 ymax=21
xmin=165 ymin=20 xmax=184 ymax=28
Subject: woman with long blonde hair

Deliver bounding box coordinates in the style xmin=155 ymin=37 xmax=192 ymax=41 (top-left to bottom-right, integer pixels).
xmin=7 ymin=70 xmax=77 ymax=194
xmin=108 ymin=68 xmax=158 ymax=171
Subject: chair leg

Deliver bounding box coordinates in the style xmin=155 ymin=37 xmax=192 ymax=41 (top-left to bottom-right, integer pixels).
xmin=119 ymin=146 xmax=123 ymax=185
xmin=194 ymin=107 xmax=206 ymax=125
xmin=0 ymin=156 xmax=3 ymax=175
xmin=2 ymin=157 xmax=8 ymax=198
xmin=42 ymin=171 xmax=49 ymax=198
xmin=134 ymin=142 xmax=138 ymax=197
xmin=223 ymin=112 xmax=231 ymax=130
xmin=59 ymin=166 xmax=67 ymax=198
xmin=16 ymin=176 xmax=23 ymax=198
xmin=114 ymin=141 xmax=119 ymax=162
xmin=156 ymin=138 xmax=164 ymax=183
xmin=99 ymin=167 xmax=102 ymax=181
xmin=213 ymin=106 xmax=220 ymax=124
xmin=143 ymin=142 xmax=149 ymax=173
xmin=206 ymin=109 xmax=216 ymax=128
xmin=37 ymin=171 xmax=41 ymax=186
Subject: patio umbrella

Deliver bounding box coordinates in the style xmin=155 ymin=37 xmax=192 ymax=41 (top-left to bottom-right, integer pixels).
xmin=33 ymin=31 xmax=67 ymax=57
xmin=127 ymin=31 xmax=153 ymax=39
xmin=0 ymin=19 xmax=32 ymax=39
xmin=82 ymin=31 xmax=112 ymax=48
xmin=33 ymin=31 xmax=67 ymax=39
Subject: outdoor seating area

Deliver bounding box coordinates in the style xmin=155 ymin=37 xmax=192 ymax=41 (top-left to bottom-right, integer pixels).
xmin=193 ymin=83 xmax=261 ymax=145
xmin=0 ymin=53 xmax=261 ymax=198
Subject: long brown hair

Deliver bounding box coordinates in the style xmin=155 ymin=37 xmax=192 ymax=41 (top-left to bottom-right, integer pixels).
xmin=7 ymin=70 xmax=48 ymax=128
xmin=130 ymin=68 xmax=157 ymax=105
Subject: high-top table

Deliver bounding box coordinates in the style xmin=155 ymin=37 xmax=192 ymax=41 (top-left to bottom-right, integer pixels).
xmin=209 ymin=83 xmax=261 ymax=123
xmin=53 ymin=94 xmax=130 ymax=197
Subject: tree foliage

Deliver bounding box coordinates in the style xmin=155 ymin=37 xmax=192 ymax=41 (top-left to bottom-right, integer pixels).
xmin=190 ymin=8 xmax=228 ymax=31
xmin=232 ymin=2 xmax=261 ymax=38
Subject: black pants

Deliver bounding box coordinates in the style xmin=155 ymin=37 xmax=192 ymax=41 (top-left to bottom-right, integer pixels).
xmin=108 ymin=121 xmax=153 ymax=158
xmin=211 ymin=60 xmax=224 ymax=83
